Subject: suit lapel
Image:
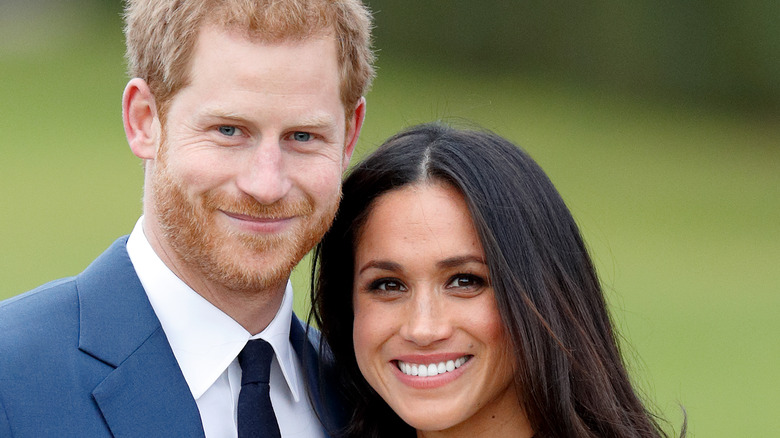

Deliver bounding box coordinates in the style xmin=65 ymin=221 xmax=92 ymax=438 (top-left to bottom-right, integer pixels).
xmin=77 ymin=237 xmax=205 ymax=437
xmin=289 ymin=316 xmax=349 ymax=437
xmin=91 ymin=327 xmax=205 ymax=437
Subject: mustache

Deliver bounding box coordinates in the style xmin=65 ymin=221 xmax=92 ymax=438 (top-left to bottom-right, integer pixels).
xmin=203 ymin=193 xmax=314 ymax=218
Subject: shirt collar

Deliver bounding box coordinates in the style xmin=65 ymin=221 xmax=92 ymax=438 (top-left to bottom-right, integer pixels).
xmin=126 ymin=216 xmax=302 ymax=401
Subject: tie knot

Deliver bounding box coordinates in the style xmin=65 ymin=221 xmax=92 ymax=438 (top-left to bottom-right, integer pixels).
xmin=238 ymin=339 xmax=275 ymax=385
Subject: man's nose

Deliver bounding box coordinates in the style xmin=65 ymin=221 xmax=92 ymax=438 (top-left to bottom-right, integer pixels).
xmin=235 ymin=139 xmax=292 ymax=205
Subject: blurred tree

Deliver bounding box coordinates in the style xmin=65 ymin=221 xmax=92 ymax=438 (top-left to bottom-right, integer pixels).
xmin=13 ymin=0 xmax=776 ymax=109
xmin=366 ymin=0 xmax=780 ymax=109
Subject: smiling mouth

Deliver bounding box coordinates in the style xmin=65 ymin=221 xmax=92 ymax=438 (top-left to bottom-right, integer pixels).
xmin=395 ymin=355 xmax=472 ymax=377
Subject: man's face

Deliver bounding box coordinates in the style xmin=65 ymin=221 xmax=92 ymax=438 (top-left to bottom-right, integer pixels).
xmin=145 ymin=25 xmax=358 ymax=294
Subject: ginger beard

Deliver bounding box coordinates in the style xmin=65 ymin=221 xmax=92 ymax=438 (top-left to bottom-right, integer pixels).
xmin=149 ymin=145 xmax=339 ymax=294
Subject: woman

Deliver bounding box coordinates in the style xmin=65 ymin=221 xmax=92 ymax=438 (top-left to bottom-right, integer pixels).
xmin=310 ymin=123 xmax=683 ymax=437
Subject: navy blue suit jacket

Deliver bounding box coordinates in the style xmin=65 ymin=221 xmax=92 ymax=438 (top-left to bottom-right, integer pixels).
xmin=0 ymin=237 xmax=346 ymax=437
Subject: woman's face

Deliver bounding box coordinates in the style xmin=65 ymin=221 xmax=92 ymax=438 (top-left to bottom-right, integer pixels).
xmin=352 ymin=182 xmax=524 ymax=435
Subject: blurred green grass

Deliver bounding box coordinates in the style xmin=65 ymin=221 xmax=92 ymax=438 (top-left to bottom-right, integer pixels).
xmin=2 ymin=10 xmax=778 ymax=438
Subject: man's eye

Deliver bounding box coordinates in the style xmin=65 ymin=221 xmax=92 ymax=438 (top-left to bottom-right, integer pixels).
xmin=292 ymin=132 xmax=312 ymax=142
xmin=218 ymin=126 xmax=238 ymax=136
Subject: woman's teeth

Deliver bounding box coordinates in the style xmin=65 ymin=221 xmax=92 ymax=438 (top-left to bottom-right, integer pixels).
xmin=396 ymin=356 xmax=471 ymax=377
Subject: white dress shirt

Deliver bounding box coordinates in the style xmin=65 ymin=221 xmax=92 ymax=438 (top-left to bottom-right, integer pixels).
xmin=126 ymin=217 xmax=326 ymax=438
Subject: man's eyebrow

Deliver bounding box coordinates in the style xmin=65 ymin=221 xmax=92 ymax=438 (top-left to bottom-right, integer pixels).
xmin=200 ymin=110 xmax=338 ymax=130
xmin=201 ymin=109 xmax=248 ymax=122
xmin=293 ymin=114 xmax=339 ymax=130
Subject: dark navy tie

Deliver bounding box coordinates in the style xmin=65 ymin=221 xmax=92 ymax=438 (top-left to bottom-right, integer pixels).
xmin=237 ymin=339 xmax=282 ymax=438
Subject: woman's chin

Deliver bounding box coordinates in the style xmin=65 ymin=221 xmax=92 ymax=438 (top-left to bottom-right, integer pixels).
xmin=388 ymin=404 xmax=463 ymax=434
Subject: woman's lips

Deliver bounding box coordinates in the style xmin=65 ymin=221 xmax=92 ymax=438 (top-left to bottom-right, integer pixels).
xmin=395 ymin=355 xmax=472 ymax=377
xmin=389 ymin=354 xmax=474 ymax=389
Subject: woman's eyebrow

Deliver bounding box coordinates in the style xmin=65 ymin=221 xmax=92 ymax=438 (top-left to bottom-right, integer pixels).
xmin=357 ymin=260 xmax=403 ymax=275
xmin=436 ymin=255 xmax=487 ymax=269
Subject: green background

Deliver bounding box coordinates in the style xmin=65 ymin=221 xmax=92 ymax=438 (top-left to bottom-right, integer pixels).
xmin=1 ymin=2 xmax=778 ymax=436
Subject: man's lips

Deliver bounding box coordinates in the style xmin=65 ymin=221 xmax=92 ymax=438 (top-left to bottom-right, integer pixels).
xmin=222 ymin=211 xmax=292 ymax=222
xmin=221 ymin=210 xmax=295 ymax=232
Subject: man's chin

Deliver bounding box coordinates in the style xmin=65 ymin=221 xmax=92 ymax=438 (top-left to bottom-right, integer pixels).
xmin=204 ymin=263 xmax=290 ymax=294
xmin=202 ymin=244 xmax=303 ymax=293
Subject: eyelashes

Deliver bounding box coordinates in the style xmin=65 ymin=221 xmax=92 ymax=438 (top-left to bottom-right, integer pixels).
xmin=362 ymin=273 xmax=488 ymax=297
xmin=445 ymin=273 xmax=486 ymax=289
xmin=368 ymin=278 xmax=406 ymax=292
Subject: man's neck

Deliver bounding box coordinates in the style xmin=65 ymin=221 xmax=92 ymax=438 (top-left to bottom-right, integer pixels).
xmin=142 ymin=217 xmax=287 ymax=335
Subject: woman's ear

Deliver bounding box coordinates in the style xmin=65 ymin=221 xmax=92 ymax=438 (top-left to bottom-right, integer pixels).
xmin=122 ymin=78 xmax=161 ymax=160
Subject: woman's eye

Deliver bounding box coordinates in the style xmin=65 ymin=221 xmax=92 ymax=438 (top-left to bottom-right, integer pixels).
xmin=370 ymin=278 xmax=407 ymax=292
xmin=292 ymin=131 xmax=312 ymax=142
xmin=446 ymin=274 xmax=485 ymax=289
xmin=218 ymin=126 xmax=239 ymax=136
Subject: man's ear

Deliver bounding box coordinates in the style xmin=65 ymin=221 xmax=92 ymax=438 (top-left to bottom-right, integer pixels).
xmin=342 ymin=97 xmax=366 ymax=171
xmin=123 ymin=78 xmax=161 ymax=160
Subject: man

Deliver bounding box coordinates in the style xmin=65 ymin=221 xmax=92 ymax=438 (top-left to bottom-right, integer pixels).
xmin=0 ymin=0 xmax=373 ymax=436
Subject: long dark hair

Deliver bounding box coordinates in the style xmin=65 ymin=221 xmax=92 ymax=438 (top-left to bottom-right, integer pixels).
xmin=310 ymin=123 xmax=683 ymax=437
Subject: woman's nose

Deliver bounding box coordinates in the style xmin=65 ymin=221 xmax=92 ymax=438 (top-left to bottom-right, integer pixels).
xmin=399 ymin=291 xmax=453 ymax=347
